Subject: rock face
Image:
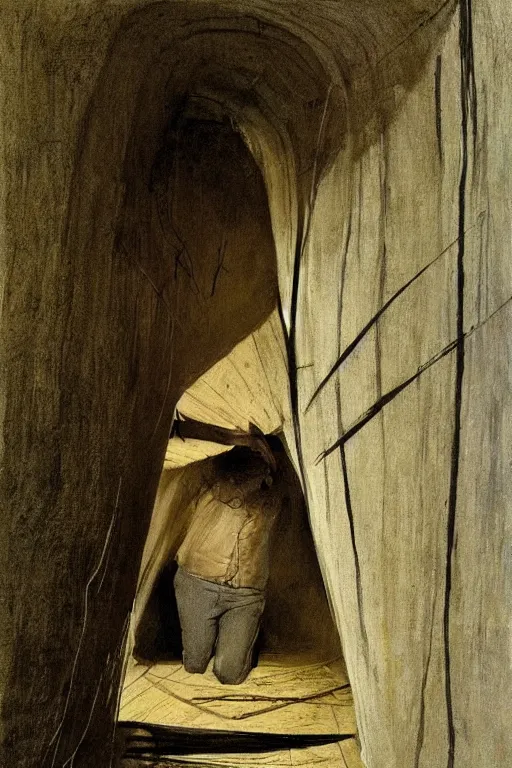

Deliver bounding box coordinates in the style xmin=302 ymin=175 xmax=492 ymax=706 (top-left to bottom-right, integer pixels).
xmin=292 ymin=4 xmax=512 ymax=767
xmin=0 ymin=21 xmax=277 ymax=764
xmin=0 ymin=1 xmax=510 ymax=768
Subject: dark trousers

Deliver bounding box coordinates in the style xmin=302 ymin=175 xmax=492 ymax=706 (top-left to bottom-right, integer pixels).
xmin=174 ymin=566 xmax=265 ymax=685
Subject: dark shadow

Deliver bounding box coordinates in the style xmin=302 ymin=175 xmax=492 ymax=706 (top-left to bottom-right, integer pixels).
xmin=133 ymin=561 xmax=183 ymax=663
xmin=119 ymin=720 xmax=352 ymax=760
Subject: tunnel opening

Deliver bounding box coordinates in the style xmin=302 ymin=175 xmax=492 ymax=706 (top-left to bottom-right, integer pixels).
xmin=114 ymin=74 xmax=357 ymax=763
xmin=120 ymin=428 xmax=356 ymax=764
xmin=117 ymin=292 xmax=356 ymax=761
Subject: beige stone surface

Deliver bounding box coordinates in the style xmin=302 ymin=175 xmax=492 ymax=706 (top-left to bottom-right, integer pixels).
xmin=289 ymin=3 xmax=512 ymax=767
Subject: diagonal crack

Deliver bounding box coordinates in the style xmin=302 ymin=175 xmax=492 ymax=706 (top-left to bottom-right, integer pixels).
xmin=316 ymin=337 xmax=457 ymax=464
xmin=306 ymin=217 xmax=485 ymax=414
xmin=315 ymin=290 xmax=512 ymax=465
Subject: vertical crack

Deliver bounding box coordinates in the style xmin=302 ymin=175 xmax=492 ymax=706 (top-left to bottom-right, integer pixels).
xmin=414 ymin=594 xmax=438 ymax=768
xmin=339 ymin=440 xmax=369 ymax=660
xmin=285 ymin=83 xmax=333 ymax=490
xmin=435 ymin=55 xmax=444 ymax=163
xmin=332 ymin=190 xmax=369 ymax=660
xmin=281 ymin=215 xmax=306 ymax=481
xmin=377 ymin=134 xmax=389 ymax=572
xmin=444 ymin=3 xmax=476 ymax=766
xmin=376 ymin=133 xmax=388 ymax=405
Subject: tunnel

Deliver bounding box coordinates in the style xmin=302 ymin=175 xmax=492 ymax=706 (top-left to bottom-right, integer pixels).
xmin=120 ymin=426 xmax=351 ymax=765
xmin=0 ymin=1 xmax=511 ymax=767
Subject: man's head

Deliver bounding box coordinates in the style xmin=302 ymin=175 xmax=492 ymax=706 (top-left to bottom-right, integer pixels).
xmin=215 ymin=446 xmax=274 ymax=491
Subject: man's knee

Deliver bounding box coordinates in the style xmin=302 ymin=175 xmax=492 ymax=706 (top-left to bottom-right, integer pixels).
xmin=183 ymin=643 xmax=213 ymax=674
xmin=183 ymin=656 xmax=210 ymax=675
xmin=213 ymin=653 xmax=250 ymax=685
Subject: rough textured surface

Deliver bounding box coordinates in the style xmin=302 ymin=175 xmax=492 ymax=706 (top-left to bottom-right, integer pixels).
xmin=0 ymin=19 xmax=278 ymax=764
xmin=163 ymin=309 xmax=290 ymax=469
xmin=292 ymin=4 xmax=512 ymax=768
xmin=119 ymin=655 xmax=354 ymax=736
xmin=0 ymin=1 xmax=509 ymax=767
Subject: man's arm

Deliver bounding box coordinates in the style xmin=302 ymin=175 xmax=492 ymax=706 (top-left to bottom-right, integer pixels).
xmin=170 ymin=413 xmax=277 ymax=471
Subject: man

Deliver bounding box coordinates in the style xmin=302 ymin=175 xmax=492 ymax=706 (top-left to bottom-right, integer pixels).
xmin=173 ymin=445 xmax=280 ymax=685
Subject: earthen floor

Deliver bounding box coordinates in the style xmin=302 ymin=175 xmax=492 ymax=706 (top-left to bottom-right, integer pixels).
xmin=119 ymin=653 xmax=363 ymax=767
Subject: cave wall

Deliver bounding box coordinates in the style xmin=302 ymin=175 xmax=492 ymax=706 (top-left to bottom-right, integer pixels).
xmin=0 ymin=9 xmax=277 ymax=764
xmin=293 ymin=3 xmax=512 ymax=767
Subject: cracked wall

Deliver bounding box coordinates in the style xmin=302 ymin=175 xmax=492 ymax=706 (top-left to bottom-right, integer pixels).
xmin=0 ymin=1 xmax=510 ymax=767
xmin=294 ymin=3 xmax=512 ymax=767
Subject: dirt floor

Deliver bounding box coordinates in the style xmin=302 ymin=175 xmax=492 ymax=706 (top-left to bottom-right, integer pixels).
xmin=118 ymin=652 xmax=363 ymax=767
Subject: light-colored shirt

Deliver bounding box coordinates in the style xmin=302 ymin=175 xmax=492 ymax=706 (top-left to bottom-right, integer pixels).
xmin=176 ymin=483 xmax=280 ymax=590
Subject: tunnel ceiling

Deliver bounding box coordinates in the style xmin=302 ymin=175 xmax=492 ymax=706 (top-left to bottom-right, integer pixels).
xmin=78 ymin=0 xmax=452 ymax=465
xmin=102 ymin=0 xmax=453 ymax=196
xmin=53 ymin=0 xmax=453 ymax=318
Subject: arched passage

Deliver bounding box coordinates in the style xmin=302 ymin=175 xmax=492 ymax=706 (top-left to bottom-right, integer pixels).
xmin=1 ymin=2 xmax=450 ymax=764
